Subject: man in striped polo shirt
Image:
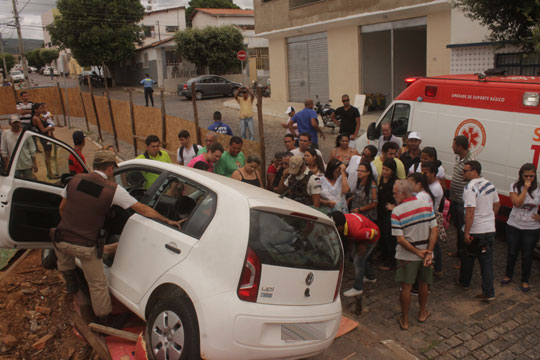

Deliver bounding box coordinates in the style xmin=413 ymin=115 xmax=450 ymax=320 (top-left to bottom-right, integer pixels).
xmin=449 ymin=135 xmax=475 ymax=260
xmin=391 ymin=180 xmax=439 ymax=330
xmin=457 ymin=160 xmax=500 ymax=302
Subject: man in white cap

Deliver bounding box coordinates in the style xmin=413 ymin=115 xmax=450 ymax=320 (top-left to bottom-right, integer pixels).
xmin=1 ymin=115 xmax=37 ymax=178
xmin=400 ymin=131 xmax=422 ymax=171
xmin=282 ymin=106 xmax=298 ymax=140
xmin=277 ymin=155 xmax=321 ymax=207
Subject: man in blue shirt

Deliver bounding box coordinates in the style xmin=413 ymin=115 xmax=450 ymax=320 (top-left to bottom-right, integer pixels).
xmin=289 ymin=99 xmax=325 ymax=147
xmin=140 ymin=74 xmax=155 ymax=107
xmin=207 ymin=111 xmax=233 ymax=135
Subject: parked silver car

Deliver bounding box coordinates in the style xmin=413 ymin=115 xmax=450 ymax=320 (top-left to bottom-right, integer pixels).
xmin=178 ymin=75 xmax=242 ymax=100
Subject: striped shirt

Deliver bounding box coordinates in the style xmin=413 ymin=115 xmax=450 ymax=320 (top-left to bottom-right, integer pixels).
xmin=391 ymin=197 xmax=437 ymax=261
xmin=449 ymin=151 xmax=475 ymax=203
xmin=16 ymin=101 xmax=33 ymax=125
xmin=463 ymin=177 xmax=499 ymax=234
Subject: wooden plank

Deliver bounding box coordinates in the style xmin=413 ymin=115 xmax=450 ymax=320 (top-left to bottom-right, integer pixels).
xmin=256 ymin=86 xmax=267 ymax=188
xmin=87 ymin=75 xmax=103 ymax=142
xmin=128 ymin=89 xmax=137 ymax=156
xmin=89 ymin=323 xmax=139 ymax=342
xmin=56 ymin=82 xmax=67 ymax=126
xmin=72 ymin=312 xmax=112 ymax=360
xmin=0 ymin=249 xmax=32 ymax=283
xmin=78 ymin=79 xmax=90 ymax=132
xmin=160 ymin=89 xmax=167 ymax=149
xmin=191 ymin=83 xmax=201 ymax=145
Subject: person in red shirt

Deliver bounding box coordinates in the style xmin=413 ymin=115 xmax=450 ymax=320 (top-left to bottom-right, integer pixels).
xmin=68 ymin=131 xmax=87 ymax=174
xmin=330 ymin=211 xmax=380 ymax=297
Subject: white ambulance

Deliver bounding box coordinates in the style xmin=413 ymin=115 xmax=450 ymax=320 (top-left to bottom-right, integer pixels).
xmin=356 ymin=74 xmax=540 ymax=212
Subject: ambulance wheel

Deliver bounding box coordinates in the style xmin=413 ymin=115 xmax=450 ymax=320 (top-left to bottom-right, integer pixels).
xmin=41 ymin=249 xmax=57 ymax=269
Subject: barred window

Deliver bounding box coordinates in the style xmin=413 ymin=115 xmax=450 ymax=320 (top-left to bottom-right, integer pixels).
xmin=248 ymin=48 xmax=270 ymax=70
xmin=495 ymin=53 xmax=540 ymax=76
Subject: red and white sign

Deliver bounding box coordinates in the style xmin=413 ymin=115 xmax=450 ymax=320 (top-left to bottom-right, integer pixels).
xmin=454 ymin=119 xmax=487 ymax=156
xmin=237 ymin=50 xmax=247 ymax=61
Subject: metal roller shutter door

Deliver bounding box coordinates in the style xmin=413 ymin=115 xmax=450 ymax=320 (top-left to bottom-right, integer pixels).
xmin=287 ymin=32 xmax=329 ymax=103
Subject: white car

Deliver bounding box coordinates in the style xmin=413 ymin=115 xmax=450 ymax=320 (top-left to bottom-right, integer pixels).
xmin=0 ymin=131 xmax=344 ymax=360
xmin=10 ymin=70 xmax=24 ymax=83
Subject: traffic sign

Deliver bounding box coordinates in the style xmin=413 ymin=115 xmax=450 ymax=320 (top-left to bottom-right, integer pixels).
xmin=237 ymin=50 xmax=247 ymax=61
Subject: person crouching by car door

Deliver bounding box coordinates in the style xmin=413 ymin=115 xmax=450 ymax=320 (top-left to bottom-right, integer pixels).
xmin=53 ymin=150 xmax=182 ymax=328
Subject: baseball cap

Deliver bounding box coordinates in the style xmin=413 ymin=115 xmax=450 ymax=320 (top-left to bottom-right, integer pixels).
xmin=72 ymin=131 xmax=85 ymax=145
xmin=288 ymin=155 xmax=304 ymax=175
xmin=408 ymin=131 xmax=422 ymax=141
xmin=93 ymin=150 xmax=117 ymax=165
xmin=9 ymin=115 xmax=20 ymax=124
xmin=285 ymin=106 xmax=295 ymax=115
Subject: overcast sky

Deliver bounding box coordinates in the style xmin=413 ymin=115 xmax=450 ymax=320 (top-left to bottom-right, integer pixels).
xmin=0 ymin=0 xmax=254 ymax=40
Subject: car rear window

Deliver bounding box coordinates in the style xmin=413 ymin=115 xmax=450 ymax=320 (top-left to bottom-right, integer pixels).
xmin=249 ymin=210 xmax=342 ymax=271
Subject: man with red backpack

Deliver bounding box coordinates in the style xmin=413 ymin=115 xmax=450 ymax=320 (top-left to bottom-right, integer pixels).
xmin=330 ymin=211 xmax=380 ymax=297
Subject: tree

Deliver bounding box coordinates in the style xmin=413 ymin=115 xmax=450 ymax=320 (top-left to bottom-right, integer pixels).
xmin=175 ymin=25 xmax=244 ymax=75
xmin=454 ymin=0 xmax=540 ymax=53
xmin=26 ymin=49 xmax=45 ymax=69
xmin=0 ymin=53 xmax=15 ymax=75
xmin=39 ymin=48 xmax=60 ymax=65
xmin=47 ymin=0 xmax=145 ymax=83
xmin=185 ymin=0 xmax=239 ymax=27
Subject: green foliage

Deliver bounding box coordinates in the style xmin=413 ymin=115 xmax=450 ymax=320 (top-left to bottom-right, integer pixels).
xmin=47 ymin=0 xmax=145 ymax=67
xmin=185 ymin=0 xmax=239 ymax=27
xmin=26 ymin=49 xmax=45 ymax=69
xmin=0 ymin=53 xmax=15 ymax=73
xmin=39 ymin=48 xmax=60 ymax=65
xmin=454 ymin=0 xmax=540 ymax=53
xmin=175 ymin=25 xmax=244 ymax=74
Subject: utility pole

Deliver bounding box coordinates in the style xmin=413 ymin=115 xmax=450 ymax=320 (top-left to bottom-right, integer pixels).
xmin=157 ymin=21 xmax=161 ymax=41
xmin=11 ymin=0 xmax=30 ymax=88
xmin=0 ymin=32 xmax=8 ymax=80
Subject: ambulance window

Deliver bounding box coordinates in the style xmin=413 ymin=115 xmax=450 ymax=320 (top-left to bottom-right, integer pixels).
xmin=391 ymin=104 xmax=410 ymax=137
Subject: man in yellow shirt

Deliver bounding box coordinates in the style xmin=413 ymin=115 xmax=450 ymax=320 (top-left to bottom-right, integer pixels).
xmin=372 ymin=141 xmax=406 ymax=183
xmin=136 ymin=135 xmax=172 ymax=187
xmin=234 ymin=87 xmax=255 ymax=141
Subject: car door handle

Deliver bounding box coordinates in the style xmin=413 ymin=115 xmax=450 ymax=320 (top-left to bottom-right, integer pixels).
xmin=165 ymin=243 xmax=181 ymax=254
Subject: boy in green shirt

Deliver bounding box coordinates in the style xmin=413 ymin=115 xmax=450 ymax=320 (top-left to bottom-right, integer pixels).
xmin=136 ymin=135 xmax=171 ymax=187
xmin=215 ymin=136 xmax=244 ymax=177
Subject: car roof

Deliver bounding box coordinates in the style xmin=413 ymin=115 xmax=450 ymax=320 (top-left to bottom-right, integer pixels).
xmin=119 ymin=159 xmax=331 ymax=224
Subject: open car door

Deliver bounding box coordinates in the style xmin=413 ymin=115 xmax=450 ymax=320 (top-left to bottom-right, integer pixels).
xmin=0 ymin=131 xmax=88 ymax=249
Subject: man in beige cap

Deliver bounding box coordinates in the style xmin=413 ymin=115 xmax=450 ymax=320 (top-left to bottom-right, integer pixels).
xmin=53 ymin=150 xmax=182 ymax=328
xmin=277 ymin=155 xmax=322 ymax=207
xmin=1 ymin=115 xmax=37 ymax=178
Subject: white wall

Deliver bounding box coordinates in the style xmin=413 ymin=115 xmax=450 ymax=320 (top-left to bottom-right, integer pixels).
xmin=450 ymin=8 xmax=491 ymax=45
xmin=192 ymin=12 xmax=254 ymax=29
xmin=140 ymin=8 xmax=186 ymax=45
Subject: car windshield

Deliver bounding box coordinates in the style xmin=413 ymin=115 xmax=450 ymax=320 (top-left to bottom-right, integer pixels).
xmin=11 ymin=71 xmax=21 ymax=75
xmin=248 ymin=210 xmax=342 ymax=271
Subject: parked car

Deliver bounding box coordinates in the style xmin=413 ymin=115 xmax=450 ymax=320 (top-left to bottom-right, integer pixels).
xmin=28 ymin=66 xmax=38 ymax=73
xmin=42 ymin=67 xmax=59 ymax=76
xmin=1 ymin=130 xmax=344 ymax=360
xmin=178 ymin=75 xmax=242 ymax=100
xmin=10 ymin=70 xmax=25 ymax=83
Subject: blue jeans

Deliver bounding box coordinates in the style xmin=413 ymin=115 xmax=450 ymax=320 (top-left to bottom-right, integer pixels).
xmin=505 ymin=224 xmax=539 ymax=283
xmin=240 ymin=117 xmax=254 ymax=140
xmin=353 ymin=242 xmax=375 ymax=290
xmin=450 ymin=201 xmax=465 ymax=256
xmin=459 ymin=232 xmax=495 ymax=297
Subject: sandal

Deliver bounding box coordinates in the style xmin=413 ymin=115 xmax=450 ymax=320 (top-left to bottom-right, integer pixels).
xmin=418 ymin=311 xmax=430 ymax=323
xmin=521 ymin=284 xmax=530 ymax=293
xmin=500 ymin=277 xmax=512 ymax=285
xmin=398 ymin=318 xmax=408 ymax=330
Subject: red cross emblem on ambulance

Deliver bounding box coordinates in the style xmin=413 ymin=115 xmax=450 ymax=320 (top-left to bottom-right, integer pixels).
xmin=454 ymin=119 xmax=487 ymax=156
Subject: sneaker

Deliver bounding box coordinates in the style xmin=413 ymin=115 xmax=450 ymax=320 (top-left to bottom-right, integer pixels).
xmin=97 ymin=312 xmax=131 ymax=329
xmin=475 ymin=294 xmax=495 ymax=302
xmin=343 ymin=288 xmax=364 ymax=297
xmin=62 ymin=270 xmax=79 ymax=294
xmin=363 ymin=276 xmax=377 ymax=283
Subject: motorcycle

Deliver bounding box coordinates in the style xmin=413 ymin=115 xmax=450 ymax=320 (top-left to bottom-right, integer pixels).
xmin=315 ymin=95 xmax=337 ymax=133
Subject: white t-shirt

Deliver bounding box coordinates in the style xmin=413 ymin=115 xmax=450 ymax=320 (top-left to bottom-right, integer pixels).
xmin=61 ymin=171 xmax=137 ymax=209
xmin=1 ymin=129 xmax=21 ymax=158
xmin=507 ymin=182 xmax=540 ymax=230
xmin=463 ymin=177 xmax=499 ymax=234
xmin=429 ymin=181 xmax=444 ymax=211
xmin=346 ymin=155 xmax=378 ymax=190
xmin=409 ymin=163 xmax=446 ymax=179
xmin=177 ymin=144 xmax=201 ymax=165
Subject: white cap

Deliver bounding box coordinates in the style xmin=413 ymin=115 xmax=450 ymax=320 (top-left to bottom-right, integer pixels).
xmin=285 ymin=106 xmax=295 ymax=115
xmin=408 ymin=131 xmax=421 ymax=141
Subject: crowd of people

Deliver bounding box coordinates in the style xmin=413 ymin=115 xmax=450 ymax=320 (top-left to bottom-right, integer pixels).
xmin=3 ymin=90 xmax=539 ymax=331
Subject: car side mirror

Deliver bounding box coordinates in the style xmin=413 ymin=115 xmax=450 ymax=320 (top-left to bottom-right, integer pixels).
xmin=367 ymin=122 xmax=379 ymax=140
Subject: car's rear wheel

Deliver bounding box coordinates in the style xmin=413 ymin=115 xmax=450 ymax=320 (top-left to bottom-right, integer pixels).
xmin=195 ymin=91 xmax=203 ymax=101
xmin=145 ymin=291 xmax=200 ymax=360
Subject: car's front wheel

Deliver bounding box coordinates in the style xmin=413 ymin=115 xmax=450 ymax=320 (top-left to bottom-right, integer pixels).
xmin=145 ymin=291 xmax=200 ymax=360
xmin=195 ymin=91 xmax=203 ymax=101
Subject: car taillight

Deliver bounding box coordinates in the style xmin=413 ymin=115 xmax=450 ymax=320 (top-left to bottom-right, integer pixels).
xmin=237 ymin=247 xmax=261 ymax=302
xmin=183 ymin=84 xmax=188 ymax=90
xmin=425 ymin=85 xmax=437 ymax=97
xmin=333 ymin=263 xmax=343 ymax=302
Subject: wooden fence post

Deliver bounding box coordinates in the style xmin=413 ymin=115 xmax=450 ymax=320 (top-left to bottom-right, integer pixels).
xmin=160 ymin=89 xmax=167 ymax=149
xmin=128 ymin=89 xmax=138 ymax=157
xmin=77 ymin=81 xmax=90 ymax=132
xmin=191 ymin=83 xmax=202 ymax=145
xmin=256 ymin=86 xmax=266 ymax=188
xmin=102 ymin=64 xmax=119 ymax=151
xmin=56 ymin=81 xmax=67 ymax=127
xmin=87 ymin=76 xmax=103 ymax=142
